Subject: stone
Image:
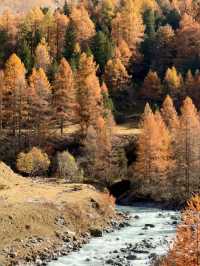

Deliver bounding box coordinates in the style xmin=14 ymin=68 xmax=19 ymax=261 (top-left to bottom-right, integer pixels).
xmin=90 ymin=228 xmax=102 ymax=237
xmin=126 ymin=254 xmax=137 ymax=260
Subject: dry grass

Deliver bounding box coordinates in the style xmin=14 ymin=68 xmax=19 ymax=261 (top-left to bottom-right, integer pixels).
xmin=0 ymin=162 xmax=117 ymax=265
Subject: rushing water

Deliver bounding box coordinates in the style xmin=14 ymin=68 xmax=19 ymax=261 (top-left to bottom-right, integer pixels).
xmin=49 ymin=204 xmax=179 ymax=266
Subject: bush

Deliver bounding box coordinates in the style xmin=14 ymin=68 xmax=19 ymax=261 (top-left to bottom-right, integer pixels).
xmin=16 ymin=147 xmax=50 ymax=176
xmin=56 ymin=151 xmax=83 ymax=182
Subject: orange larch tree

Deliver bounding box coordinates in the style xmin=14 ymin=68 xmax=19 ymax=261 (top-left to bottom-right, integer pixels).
xmin=53 ymin=58 xmax=77 ymax=135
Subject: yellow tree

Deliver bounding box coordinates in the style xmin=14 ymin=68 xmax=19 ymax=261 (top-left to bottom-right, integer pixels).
xmin=76 ymin=53 xmax=103 ymax=135
xmin=164 ymin=66 xmax=183 ymax=100
xmin=111 ymin=0 xmax=145 ymax=54
xmin=53 ymin=58 xmax=77 ymax=135
xmin=4 ymin=54 xmax=27 ymax=141
xmin=0 ymin=70 xmax=5 ymax=131
xmin=114 ymin=39 xmax=132 ymax=68
xmin=134 ymin=103 xmax=172 ymax=199
xmin=141 ymin=70 xmax=162 ymax=101
xmin=175 ymin=97 xmax=200 ymax=199
xmin=28 ymin=68 xmax=51 ymax=142
xmin=161 ymin=95 xmax=179 ymax=136
xmin=70 ymin=4 xmax=95 ymax=48
xmin=35 ymin=38 xmax=51 ymax=73
xmin=104 ymin=57 xmax=131 ymax=95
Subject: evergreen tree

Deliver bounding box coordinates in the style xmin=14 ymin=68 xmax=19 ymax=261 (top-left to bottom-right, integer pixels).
xmin=17 ymin=40 xmax=33 ymax=73
xmin=91 ymin=31 xmax=114 ymax=73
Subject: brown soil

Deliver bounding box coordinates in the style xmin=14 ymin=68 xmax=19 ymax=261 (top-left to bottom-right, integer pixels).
xmin=0 ymin=162 xmax=118 ymax=265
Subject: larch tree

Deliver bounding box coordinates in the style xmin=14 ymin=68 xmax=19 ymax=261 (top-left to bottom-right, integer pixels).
xmin=134 ymin=103 xmax=172 ymax=197
xmin=35 ymin=38 xmax=51 ymax=73
xmin=114 ymin=39 xmax=132 ymax=68
xmin=104 ymin=57 xmax=131 ymax=95
xmin=164 ymin=66 xmax=183 ymax=100
xmin=4 ymin=53 xmax=27 ymax=142
xmin=76 ymin=53 xmax=103 ymax=136
xmin=28 ymin=68 xmax=51 ymax=143
xmin=53 ymin=58 xmax=77 ymax=135
xmin=111 ymin=0 xmax=145 ymax=54
xmin=140 ymin=70 xmax=162 ymax=101
xmin=174 ymin=97 xmax=200 ymax=199
xmin=161 ymin=95 xmax=179 ymax=136
xmin=174 ymin=13 xmax=200 ymax=73
xmin=70 ymin=4 xmax=96 ymax=48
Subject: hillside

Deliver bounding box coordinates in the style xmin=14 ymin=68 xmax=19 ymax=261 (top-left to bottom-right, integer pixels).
xmin=0 ymin=162 xmax=121 ymax=266
xmin=0 ymin=0 xmax=64 ymax=13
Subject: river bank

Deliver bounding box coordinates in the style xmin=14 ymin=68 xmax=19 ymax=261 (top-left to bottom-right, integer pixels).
xmin=0 ymin=162 xmax=129 ymax=266
xmin=49 ymin=204 xmax=180 ymax=266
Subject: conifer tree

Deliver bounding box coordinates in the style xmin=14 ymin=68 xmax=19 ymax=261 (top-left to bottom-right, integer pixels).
xmin=134 ymin=103 xmax=172 ymax=192
xmin=104 ymin=57 xmax=130 ymax=95
xmin=152 ymin=25 xmax=175 ymax=77
xmin=161 ymin=95 xmax=179 ymax=136
xmin=141 ymin=70 xmax=162 ymax=101
xmin=76 ymin=53 xmax=103 ymax=135
xmin=28 ymin=68 xmax=51 ymax=142
xmin=0 ymin=70 xmax=4 ymax=131
xmin=53 ymin=58 xmax=77 ymax=135
xmin=70 ymin=5 xmax=95 ymax=48
xmin=175 ymin=97 xmax=200 ymax=198
xmin=175 ymin=13 xmax=200 ymax=73
xmin=35 ymin=38 xmax=51 ymax=73
xmin=4 ymin=54 xmax=27 ymax=140
xmin=91 ymin=31 xmax=114 ymax=73
xmin=164 ymin=66 xmax=183 ymax=100
xmin=111 ymin=0 xmax=145 ymax=53
xmin=114 ymin=39 xmax=132 ymax=68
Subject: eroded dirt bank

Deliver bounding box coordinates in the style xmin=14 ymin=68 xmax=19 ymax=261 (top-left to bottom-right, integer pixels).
xmin=0 ymin=162 xmax=127 ymax=266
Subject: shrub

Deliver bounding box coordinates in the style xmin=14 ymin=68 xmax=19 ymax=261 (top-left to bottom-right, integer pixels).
xmin=56 ymin=151 xmax=83 ymax=182
xmin=16 ymin=147 xmax=50 ymax=176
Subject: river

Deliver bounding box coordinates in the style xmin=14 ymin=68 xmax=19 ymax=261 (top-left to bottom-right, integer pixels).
xmin=49 ymin=203 xmax=179 ymax=266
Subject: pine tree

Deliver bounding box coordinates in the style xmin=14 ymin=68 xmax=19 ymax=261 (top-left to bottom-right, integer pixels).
xmin=91 ymin=31 xmax=114 ymax=73
xmin=18 ymin=40 xmax=33 ymax=73
xmin=63 ymin=0 xmax=71 ymax=16
xmin=141 ymin=70 xmax=162 ymax=101
xmin=4 ymin=54 xmax=27 ymax=141
xmin=164 ymin=66 xmax=183 ymax=100
xmin=63 ymin=21 xmax=77 ymax=63
xmin=161 ymin=95 xmax=179 ymax=136
xmin=175 ymin=97 xmax=200 ymax=199
xmin=53 ymin=58 xmax=77 ymax=135
xmin=35 ymin=38 xmax=51 ymax=73
xmin=152 ymin=25 xmax=175 ymax=77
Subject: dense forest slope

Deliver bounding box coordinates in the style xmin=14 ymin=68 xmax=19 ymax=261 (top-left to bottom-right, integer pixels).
xmin=0 ymin=0 xmax=64 ymax=13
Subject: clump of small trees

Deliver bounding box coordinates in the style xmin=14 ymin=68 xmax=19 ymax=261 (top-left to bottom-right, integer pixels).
xmin=16 ymin=147 xmax=50 ymax=176
xmin=56 ymin=150 xmax=83 ymax=182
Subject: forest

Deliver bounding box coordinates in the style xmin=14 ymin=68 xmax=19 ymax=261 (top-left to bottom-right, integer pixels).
xmin=0 ymin=0 xmax=200 ymax=265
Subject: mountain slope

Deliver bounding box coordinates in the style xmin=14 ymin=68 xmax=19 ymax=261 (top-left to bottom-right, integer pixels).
xmin=0 ymin=0 xmax=64 ymax=13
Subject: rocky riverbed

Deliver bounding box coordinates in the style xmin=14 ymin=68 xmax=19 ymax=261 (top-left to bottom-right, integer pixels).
xmin=48 ymin=204 xmax=180 ymax=266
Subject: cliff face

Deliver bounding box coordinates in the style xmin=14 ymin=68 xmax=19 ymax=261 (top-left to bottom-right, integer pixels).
xmin=0 ymin=0 xmax=64 ymax=13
